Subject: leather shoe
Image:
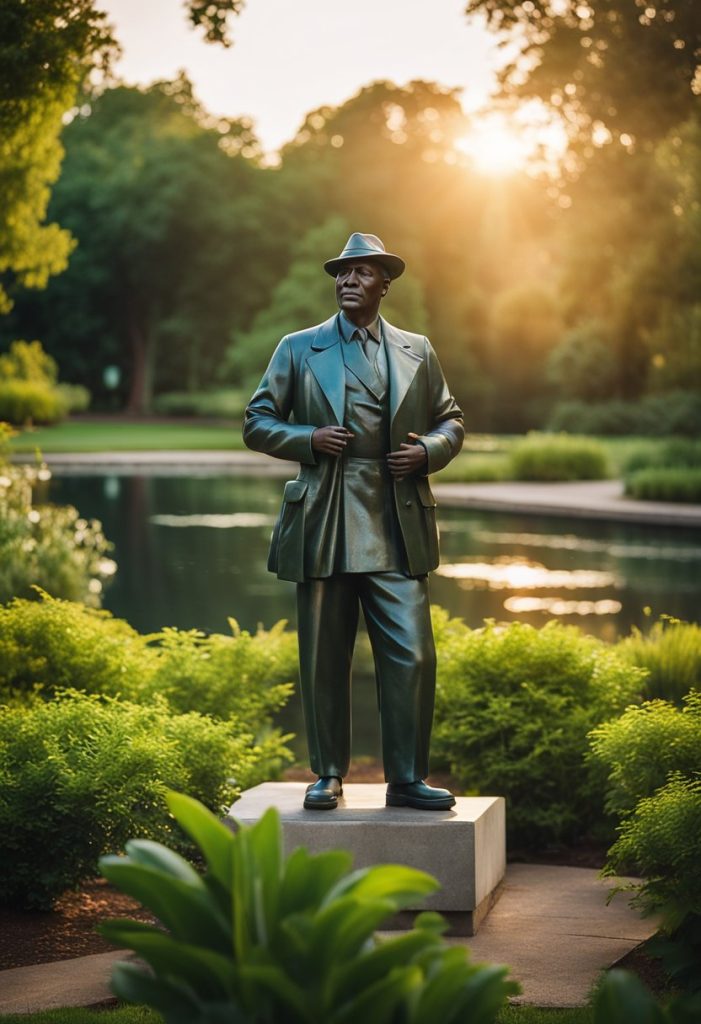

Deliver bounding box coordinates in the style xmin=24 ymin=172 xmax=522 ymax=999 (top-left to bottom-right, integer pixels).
xmin=386 ymin=780 xmax=456 ymax=810
xmin=303 ymin=776 xmax=343 ymax=810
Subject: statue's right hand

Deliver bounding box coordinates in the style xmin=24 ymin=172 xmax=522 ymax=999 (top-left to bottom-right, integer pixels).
xmin=311 ymin=426 xmax=354 ymax=456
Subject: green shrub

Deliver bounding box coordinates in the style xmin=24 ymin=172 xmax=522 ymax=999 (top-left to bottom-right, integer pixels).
xmin=431 ymin=613 xmax=644 ymax=846
xmin=433 ymin=452 xmax=509 ymax=482
xmin=0 ymin=447 xmax=115 ymax=606
xmin=591 ymin=692 xmax=701 ymax=992
xmin=0 ymin=594 xmax=153 ymax=704
xmin=625 ymin=467 xmax=701 ymax=503
xmin=603 ymin=774 xmax=701 ymax=923
xmin=619 ymin=618 xmax=701 ymax=704
xmin=509 ymin=432 xmax=609 ymax=482
xmin=548 ymin=392 xmax=701 ymax=438
xmin=0 ymin=595 xmax=296 ymax=738
xmin=146 ymin=620 xmax=296 ymax=732
xmin=99 ymin=792 xmax=518 ymax=1024
xmin=593 ymin=968 xmax=701 ymax=1023
xmin=0 ymin=693 xmax=289 ymax=909
xmin=0 ymin=379 xmax=67 ymax=424
xmin=623 ymin=438 xmax=701 ymax=474
xmin=153 ymin=388 xmax=246 ymax=419
xmin=588 ymin=691 xmax=701 ymax=821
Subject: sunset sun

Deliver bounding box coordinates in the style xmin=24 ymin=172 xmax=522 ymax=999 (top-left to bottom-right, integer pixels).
xmin=454 ymin=106 xmax=568 ymax=176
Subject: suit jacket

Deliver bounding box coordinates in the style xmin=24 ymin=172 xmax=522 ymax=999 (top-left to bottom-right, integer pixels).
xmin=243 ymin=313 xmax=464 ymax=582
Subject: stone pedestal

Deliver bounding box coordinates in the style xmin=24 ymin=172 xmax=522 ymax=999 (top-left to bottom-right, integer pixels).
xmin=225 ymin=783 xmax=506 ymax=935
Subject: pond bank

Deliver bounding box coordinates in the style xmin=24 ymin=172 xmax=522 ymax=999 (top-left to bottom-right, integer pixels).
xmin=13 ymin=450 xmax=701 ymax=527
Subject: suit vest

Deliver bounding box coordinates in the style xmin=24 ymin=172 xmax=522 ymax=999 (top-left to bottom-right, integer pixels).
xmin=334 ymin=335 xmax=406 ymax=573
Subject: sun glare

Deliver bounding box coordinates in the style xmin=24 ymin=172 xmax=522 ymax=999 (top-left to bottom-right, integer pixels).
xmin=454 ymin=105 xmax=568 ymax=177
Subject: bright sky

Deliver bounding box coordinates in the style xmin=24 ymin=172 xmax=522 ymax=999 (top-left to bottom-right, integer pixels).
xmin=100 ymin=0 xmax=504 ymax=156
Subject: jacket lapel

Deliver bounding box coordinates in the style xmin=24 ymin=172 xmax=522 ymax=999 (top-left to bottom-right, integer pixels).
xmin=341 ymin=337 xmax=385 ymax=400
xmin=384 ymin=320 xmax=422 ymax=426
xmin=307 ymin=315 xmax=345 ymax=425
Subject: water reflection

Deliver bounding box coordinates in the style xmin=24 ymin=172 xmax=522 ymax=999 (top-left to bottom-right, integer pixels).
xmin=434 ymin=558 xmax=620 ymax=590
xmin=46 ymin=472 xmax=701 ymax=642
xmin=503 ymin=597 xmax=623 ymax=616
xmin=151 ymin=513 xmax=275 ymax=528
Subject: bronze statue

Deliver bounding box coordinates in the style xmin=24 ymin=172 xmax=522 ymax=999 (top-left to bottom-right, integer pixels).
xmin=244 ymin=233 xmax=464 ymax=810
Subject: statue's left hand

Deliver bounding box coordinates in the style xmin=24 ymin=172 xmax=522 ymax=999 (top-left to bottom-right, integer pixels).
xmin=387 ymin=433 xmax=428 ymax=480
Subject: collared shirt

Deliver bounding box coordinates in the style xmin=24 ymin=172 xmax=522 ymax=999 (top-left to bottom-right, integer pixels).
xmin=338 ymin=311 xmax=382 ymax=344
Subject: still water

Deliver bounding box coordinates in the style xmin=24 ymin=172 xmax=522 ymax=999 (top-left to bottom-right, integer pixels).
xmin=49 ymin=472 xmax=701 ymax=757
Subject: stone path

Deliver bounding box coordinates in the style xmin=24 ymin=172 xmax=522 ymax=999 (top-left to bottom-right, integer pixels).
xmin=0 ymin=864 xmax=657 ymax=1015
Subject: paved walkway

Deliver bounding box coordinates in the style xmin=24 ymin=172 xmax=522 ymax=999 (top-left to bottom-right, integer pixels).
xmin=433 ymin=479 xmax=701 ymax=528
xmin=11 ymin=450 xmax=701 ymax=526
xmin=0 ymin=864 xmax=657 ymax=1014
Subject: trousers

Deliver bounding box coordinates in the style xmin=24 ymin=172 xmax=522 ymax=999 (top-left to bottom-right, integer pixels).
xmin=296 ymin=571 xmax=436 ymax=783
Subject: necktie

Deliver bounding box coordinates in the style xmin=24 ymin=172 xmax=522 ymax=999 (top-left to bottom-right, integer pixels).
xmin=354 ymin=327 xmax=378 ymax=366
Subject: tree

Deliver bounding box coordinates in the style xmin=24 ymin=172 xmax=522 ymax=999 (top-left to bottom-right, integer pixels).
xmin=0 ymin=0 xmax=247 ymax=320
xmin=8 ymin=77 xmax=277 ymax=413
xmin=467 ymin=0 xmax=701 ymax=149
xmin=0 ymin=0 xmax=115 ymax=313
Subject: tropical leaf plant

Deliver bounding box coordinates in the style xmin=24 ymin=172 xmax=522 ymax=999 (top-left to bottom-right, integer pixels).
xmin=100 ymin=791 xmax=518 ymax=1024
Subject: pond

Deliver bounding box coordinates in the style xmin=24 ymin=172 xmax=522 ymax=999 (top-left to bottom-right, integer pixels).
xmin=49 ymin=471 xmax=701 ymax=758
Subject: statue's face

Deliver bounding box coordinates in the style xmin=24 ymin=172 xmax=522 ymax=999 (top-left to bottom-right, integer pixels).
xmin=335 ymin=260 xmax=389 ymax=324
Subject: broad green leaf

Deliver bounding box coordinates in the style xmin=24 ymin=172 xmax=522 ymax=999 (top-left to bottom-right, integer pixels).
xmin=413 ymin=910 xmax=449 ymax=935
xmin=104 ymin=928 xmax=237 ymax=996
xmin=239 ymin=964 xmax=311 ymax=1023
xmin=331 ymin=964 xmax=423 ymax=1024
xmin=309 ymin=897 xmax=396 ymax=968
xmin=435 ymin=963 xmax=519 ymax=1024
xmin=110 ymin=961 xmax=200 ymax=1023
xmin=326 ymin=864 xmax=438 ymax=910
xmin=330 ymin=928 xmax=440 ymax=1005
xmin=100 ymin=858 xmax=230 ymax=951
xmin=594 ymin=969 xmax=667 ymax=1024
xmin=279 ymin=846 xmax=353 ymax=917
xmin=124 ymin=839 xmax=203 ymax=886
xmin=167 ymin=790 xmax=234 ymax=889
xmin=246 ymin=807 xmax=282 ymax=940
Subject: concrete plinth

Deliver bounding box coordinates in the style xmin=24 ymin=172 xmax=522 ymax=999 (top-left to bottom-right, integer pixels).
xmin=225 ymin=783 xmax=505 ymax=935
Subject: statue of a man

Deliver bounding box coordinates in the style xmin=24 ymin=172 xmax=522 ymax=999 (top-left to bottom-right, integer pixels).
xmin=244 ymin=233 xmax=464 ymax=810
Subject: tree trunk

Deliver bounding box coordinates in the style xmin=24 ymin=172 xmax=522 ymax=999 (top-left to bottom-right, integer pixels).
xmin=125 ymin=311 xmax=157 ymax=415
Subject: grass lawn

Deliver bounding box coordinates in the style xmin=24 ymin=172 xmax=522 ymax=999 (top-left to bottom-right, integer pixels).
xmin=0 ymin=1005 xmax=594 ymax=1023
xmin=8 ymin=420 xmax=246 ymax=454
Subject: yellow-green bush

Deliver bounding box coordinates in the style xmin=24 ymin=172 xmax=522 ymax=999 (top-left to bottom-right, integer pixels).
xmin=0 ymin=594 xmax=296 ymax=736
xmin=0 ymin=692 xmax=289 ymax=909
xmin=0 ymin=379 xmax=68 ymax=424
xmin=431 ymin=612 xmax=644 ymax=846
xmin=0 ymin=439 xmax=115 ymax=606
xmin=619 ymin=617 xmax=701 ymax=704
xmin=509 ymin=432 xmax=609 ymax=481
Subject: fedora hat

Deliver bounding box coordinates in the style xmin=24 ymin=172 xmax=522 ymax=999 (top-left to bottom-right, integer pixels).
xmin=324 ymin=232 xmax=405 ymax=280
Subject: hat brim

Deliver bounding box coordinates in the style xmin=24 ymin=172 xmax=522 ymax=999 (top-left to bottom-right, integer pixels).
xmin=324 ymin=253 xmax=405 ymax=280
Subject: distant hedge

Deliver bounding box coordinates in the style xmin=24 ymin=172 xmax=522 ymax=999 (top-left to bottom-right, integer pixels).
xmin=548 ymin=391 xmax=701 ymax=437
xmin=625 ymin=467 xmax=701 ymax=503
xmin=509 ymin=432 xmax=609 ymax=482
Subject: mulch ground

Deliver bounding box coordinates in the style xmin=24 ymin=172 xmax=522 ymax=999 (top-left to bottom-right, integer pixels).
xmin=0 ymin=879 xmax=156 ymax=971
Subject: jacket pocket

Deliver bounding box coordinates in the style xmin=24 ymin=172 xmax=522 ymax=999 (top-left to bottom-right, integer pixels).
xmin=415 ymin=477 xmax=437 ymax=508
xmin=414 ymin=476 xmax=439 ymax=569
xmin=275 ymin=479 xmax=308 ymax=582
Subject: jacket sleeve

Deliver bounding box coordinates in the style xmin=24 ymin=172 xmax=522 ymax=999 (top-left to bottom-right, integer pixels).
xmin=242 ymin=336 xmax=318 ymax=465
xmin=415 ymin=338 xmax=464 ymax=475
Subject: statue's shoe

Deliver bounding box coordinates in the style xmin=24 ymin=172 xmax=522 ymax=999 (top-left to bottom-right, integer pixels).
xmin=303 ymin=776 xmax=343 ymax=810
xmin=386 ymin=780 xmax=456 ymax=810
